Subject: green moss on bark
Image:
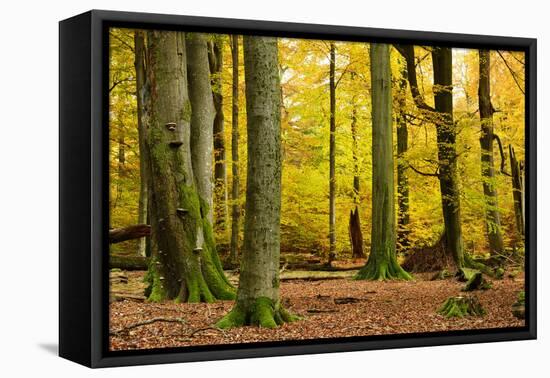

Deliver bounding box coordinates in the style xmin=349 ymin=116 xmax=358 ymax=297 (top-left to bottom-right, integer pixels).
xmin=355 ymin=248 xmax=412 ymax=281
xmin=437 ymin=295 xmax=485 ymax=318
xmin=215 ymin=297 xmax=298 ymax=329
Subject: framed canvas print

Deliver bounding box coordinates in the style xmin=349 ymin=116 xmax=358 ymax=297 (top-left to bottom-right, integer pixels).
xmin=59 ymin=10 xmax=536 ymax=368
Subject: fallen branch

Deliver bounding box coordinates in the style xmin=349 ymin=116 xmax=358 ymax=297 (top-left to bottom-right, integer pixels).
xmin=189 ymin=327 xmax=227 ymax=337
xmin=109 ymin=224 xmax=151 ymax=244
xmin=307 ymin=308 xmax=339 ymax=314
xmin=110 ymin=317 xmax=185 ymax=336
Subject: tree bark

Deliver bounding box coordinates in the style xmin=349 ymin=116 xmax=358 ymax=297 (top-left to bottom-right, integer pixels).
xmin=145 ymin=31 xmax=234 ymax=303
xmin=396 ymin=62 xmax=410 ymax=252
xmin=328 ymin=42 xmax=337 ymax=263
xmin=432 ymin=47 xmax=465 ymax=269
xmin=478 ymin=50 xmax=504 ymax=254
xmin=356 ymin=44 xmax=411 ymax=280
xmin=230 ymin=35 xmax=241 ymax=267
xmin=134 ymin=30 xmax=150 ymax=257
xmin=209 ymin=37 xmax=229 ymax=232
xmin=217 ymin=36 xmax=296 ymax=328
xmin=187 ymin=33 xmax=216 ymax=224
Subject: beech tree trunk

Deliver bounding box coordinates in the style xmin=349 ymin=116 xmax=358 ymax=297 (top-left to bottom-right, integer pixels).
xmin=396 ymin=63 xmax=410 ymax=252
xmin=328 ymin=42 xmax=337 ymax=263
xmin=209 ymin=37 xmax=229 ymax=232
xmin=432 ymin=47 xmax=465 ymax=269
xmin=187 ymin=33 xmax=216 ymax=224
xmin=144 ymin=31 xmax=234 ymax=303
xmin=230 ymin=35 xmax=241 ymax=266
xmin=217 ymin=36 xmax=295 ymax=328
xmin=478 ymin=50 xmax=504 ymax=254
xmin=356 ymin=44 xmax=411 ymax=281
xmin=134 ymin=30 xmax=149 ymax=257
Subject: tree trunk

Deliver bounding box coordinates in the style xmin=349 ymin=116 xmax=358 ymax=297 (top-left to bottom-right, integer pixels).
xmin=349 ymin=206 xmax=364 ymax=258
xmin=509 ymin=144 xmax=525 ymax=236
xmin=432 ymin=47 xmax=465 ymax=269
xmin=187 ymin=33 xmax=216 ymax=224
xmin=209 ymin=37 xmax=229 ymax=232
xmin=230 ymin=35 xmax=241 ymax=267
xmin=478 ymin=50 xmax=504 ymax=254
xmin=396 ymin=63 xmax=410 ymax=253
xmin=144 ymin=31 xmax=234 ymax=303
xmin=217 ymin=36 xmax=296 ymax=328
xmin=356 ymin=44 xmax=411 ymax=281
xmin=134 ymin=30 xmax=149 ymax=257
xmin=328 ymin=42 xmax=337 ymax=263
xmin=349 ymin=76 xmax=364 ymax=259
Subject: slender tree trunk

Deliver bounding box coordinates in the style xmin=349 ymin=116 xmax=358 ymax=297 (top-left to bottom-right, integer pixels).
xmin=144 ymin=31 xmax=234 ymax=303
xmin=217 ymin=36 xmax=295 ymax=328
xmin=432 ymin=47 xmax=465 ymax=268
xmin=478 ymin=50 xmax=504 ymax=254
xmin=230 ymin=35 xmax=241 ymax=267
xmin=396 ymin=63 xmax=410 ymax=252
xmin=349 ymin=73 xmax=364 ymax=259
xmin=134 ymin=30 xmax=149 ymax=257
xmin=328 ymin=42 xmax=337 ymax=263
xmin=209 ymin=37 xmax=229 ymax=232
xmin=356 ymin=44 xmax=411 ymax=281
xmin=114 ymin=132 xmax=125 ymax=208
xmin=509 ymin=145 xmax=525 ymax=236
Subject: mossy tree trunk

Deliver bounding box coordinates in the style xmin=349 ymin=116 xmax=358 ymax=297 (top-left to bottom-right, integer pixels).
xmin=229 ymin=35 xmax=241 ymax=267
xmin=432 ymin=47 xmax=466 ymax=269
xmin=145 ymin=31 xmax=234 ymax=303
xmin=208 ymin=36 xmax=229 ymax=233
xmin=217 ymin=36 xmax=296 ymax=328
xmin=478 ymin=50 xmax=504 ymax=254
xmin=134 ymin=30 xmax=150 ymax=257
xmin=356 ymin=44 xmax=411 ymax=281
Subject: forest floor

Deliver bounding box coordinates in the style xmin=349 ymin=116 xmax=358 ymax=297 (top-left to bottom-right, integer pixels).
xmin=109 ymin=269 xmax=525 ymax=351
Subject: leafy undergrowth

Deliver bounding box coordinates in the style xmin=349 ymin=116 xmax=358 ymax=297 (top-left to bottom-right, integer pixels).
xmin=109 ymin=271 xmax=524 ymax=351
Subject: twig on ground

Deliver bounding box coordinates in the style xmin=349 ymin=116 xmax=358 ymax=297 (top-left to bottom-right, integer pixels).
xmin=110 ymin=317 xmax=186 ymax=336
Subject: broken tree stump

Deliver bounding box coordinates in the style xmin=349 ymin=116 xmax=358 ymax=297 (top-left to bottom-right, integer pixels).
xmin=437 ymin=295 xmax=485 ymax=318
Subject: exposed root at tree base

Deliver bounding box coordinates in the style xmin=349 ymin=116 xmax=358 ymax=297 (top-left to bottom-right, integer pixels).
xmin=216 ymin=297 xmax=299 ymax=329
xmin=355 ymin=260 xmax=412 ymax=281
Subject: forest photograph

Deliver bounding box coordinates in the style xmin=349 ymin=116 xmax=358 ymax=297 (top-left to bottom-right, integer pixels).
xmin=108 ymin=28 xmax=527 ymax=351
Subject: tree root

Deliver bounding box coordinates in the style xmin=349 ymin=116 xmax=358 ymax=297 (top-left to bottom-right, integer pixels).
xmin=216 ymin=297 xmax=300 ymax=329
xmin=355 ymin=259 xmax=412 ymax=281
xmin=437 ymin=295 xmax=485 ymax=318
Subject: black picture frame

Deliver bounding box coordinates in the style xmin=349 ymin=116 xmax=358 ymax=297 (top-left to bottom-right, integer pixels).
xmin=59 ymin=9 xmax=537 ymax=368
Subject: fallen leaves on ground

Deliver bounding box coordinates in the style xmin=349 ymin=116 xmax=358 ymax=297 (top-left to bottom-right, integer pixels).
xmin=109 ymin=271 xmax=524 ymax=351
